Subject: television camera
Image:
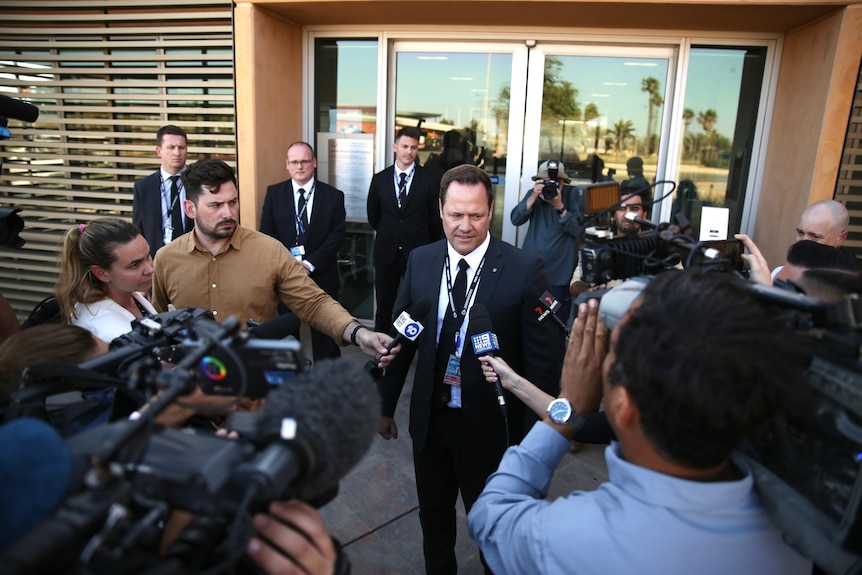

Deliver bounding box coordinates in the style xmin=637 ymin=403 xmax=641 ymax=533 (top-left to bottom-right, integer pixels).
xmin=572 ymin=180 xmax=746 ymax=285
xmin=573 ymin=181 xmax=862 ymax=574
xmin=2 ymin=308 xmax=379 ymax=575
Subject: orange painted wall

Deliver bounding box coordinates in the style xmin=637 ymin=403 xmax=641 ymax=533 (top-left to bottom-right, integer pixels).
xmin=755 ymin=5 xmax=862 ymax=266
xmin=234 ymin=3 xmax=304 ymax=229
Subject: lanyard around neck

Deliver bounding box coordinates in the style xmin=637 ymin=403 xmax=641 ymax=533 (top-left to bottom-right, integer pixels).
xmin=444 ymin=253 xmax=485 ymax=320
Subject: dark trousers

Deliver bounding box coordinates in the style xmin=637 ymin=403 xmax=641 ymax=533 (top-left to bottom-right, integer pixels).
xmin=373 ymin=251 xmax=407 ymax=333
xmin=414 ymin=408 xmax=496 ymax=575
xmin=308 ymin=323 xmax=341 ymax=363
xmin=277 ymin=280 xmax=341 ymax=364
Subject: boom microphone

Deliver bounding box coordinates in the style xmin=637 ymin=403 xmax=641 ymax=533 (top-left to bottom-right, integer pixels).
xmin=229 ymin=356 xmax=381 ymax=501
xmin=1 ymin=358 xmax=380 ymax=575
xmin=0 ymin=94 xmax=39 ymax=123
xmin=467 ymin=303 xmax=507 ymax=417
xmin=523 ymin=284 xmax=570 ymax=337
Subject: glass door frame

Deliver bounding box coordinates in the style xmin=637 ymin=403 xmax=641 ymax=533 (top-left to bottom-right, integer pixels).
xmin=520 ymin=43 xmax=679 ymax=243
xmin=672 ymin=37 xmax=781 ymax=233
xmin=303 ymin=31 xmax=782 ymax=242
xmin=386 ymin=40 xmax=530 ymax=245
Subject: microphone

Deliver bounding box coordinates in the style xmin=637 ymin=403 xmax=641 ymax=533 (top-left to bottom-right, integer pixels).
xmin=522 ymin=284 xmax=570 ymax=337
xmin=365 ymin=299 xmax=431 ymax=377
xmin=0 ymin=94 xmax=39 ymax=123
xmin=624 ymin=211 xmax=656 ymax=229
xmin=467 ymin=303 xmax=507 ymax=416
xmin=228 ymin=356 xmax=381 ymax=502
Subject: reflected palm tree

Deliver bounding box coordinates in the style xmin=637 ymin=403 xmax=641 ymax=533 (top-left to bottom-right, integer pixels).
xmin=696 ymin=108 xmax=719 ymax=165
xmin=682 ymin=107 xmax=694 ymax=160
xmin=641 ymin=77 xmax=663 ymax=155
xmin=608 ymin=119 xmax=634 ymax=154
xmin=583 ymin=102 xmax=600 ymax=152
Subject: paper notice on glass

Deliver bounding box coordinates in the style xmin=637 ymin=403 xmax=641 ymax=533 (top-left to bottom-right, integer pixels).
xmin=316 ymin=133 xmax=374 ymax=221
xmin=699 ymin=206 xmax=730 ymax=241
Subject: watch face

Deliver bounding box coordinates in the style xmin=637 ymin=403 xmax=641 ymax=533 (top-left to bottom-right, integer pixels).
xmin=549 ymin=399 xmax=572 ymax=423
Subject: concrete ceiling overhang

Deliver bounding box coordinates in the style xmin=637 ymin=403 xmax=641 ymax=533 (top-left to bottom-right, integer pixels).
xmin=242 ymin=0 xmax=848 ymax=34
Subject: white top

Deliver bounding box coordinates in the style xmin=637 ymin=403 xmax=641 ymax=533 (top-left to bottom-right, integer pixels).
xmin=72 ymin=292 xmax=156 ymax=343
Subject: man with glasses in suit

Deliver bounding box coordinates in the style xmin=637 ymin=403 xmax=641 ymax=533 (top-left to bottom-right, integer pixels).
xmin=261 ymin=141 xmax=346 ymax=362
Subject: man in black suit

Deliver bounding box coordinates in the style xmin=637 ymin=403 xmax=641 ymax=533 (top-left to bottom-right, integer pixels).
xmin=376 ymin=165 xmax=562 ymax=575
xmin=260 ymin=141 xmax=346 ymax=361
xmin=367 ymin=126 xmax=442 ymax=333
xmin=132 ymin=124 xmax=193 ymax=259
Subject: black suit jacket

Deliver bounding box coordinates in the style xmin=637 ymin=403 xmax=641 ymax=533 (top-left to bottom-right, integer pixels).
xmin=377 ymin=236 xmax=562 ymax=455
xmin=133 ymin=170 xmax=192 ymax=259
xmin=132 ymin=171 xmax=164 ymax=259
xmin=259 ymin=179 xmax=346 ymax=296
xmin=367 ymin=165 xmax=442 ymax=265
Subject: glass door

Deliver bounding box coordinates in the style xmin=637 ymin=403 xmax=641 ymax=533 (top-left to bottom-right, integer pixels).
xmin=520 ymin=44 xmax=676 ymax=241
xmin=390 ymin=42 xmax=529 ymax=242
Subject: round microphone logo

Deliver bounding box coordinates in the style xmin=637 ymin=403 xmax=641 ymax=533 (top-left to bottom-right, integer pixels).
xmin=404 ymin=322 xmax=420 ymax=338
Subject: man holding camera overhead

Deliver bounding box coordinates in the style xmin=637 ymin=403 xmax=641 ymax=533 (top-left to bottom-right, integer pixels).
xmin=511 ymin=160 xmax=583 ymax=324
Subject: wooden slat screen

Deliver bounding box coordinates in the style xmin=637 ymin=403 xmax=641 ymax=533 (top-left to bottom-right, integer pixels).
xmin=835 ymin=61 xmax=862 ymax=256
xmin=0 ymin=0 xmax=235 ymax=319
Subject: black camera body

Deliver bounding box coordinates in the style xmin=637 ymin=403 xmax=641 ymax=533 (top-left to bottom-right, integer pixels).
xmin=541 ymin=159 xmax=561 ymax=200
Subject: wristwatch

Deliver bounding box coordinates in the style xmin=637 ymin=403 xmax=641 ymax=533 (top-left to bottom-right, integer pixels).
xmin=555 ymin=207 xmax=566 ymax=216
xmin=547 ymin=398 xmax=587 ymax=429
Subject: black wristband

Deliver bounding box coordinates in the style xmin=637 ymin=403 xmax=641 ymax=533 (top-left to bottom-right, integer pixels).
xmin=349 ymin=323 xmax=365 ymax=346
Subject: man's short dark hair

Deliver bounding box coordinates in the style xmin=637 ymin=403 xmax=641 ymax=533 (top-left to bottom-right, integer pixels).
xmin=182 ymin=158 xmax=237 ymax=205
xmin=156 ymin=124 xmax=188 ymax=146
xmin=786 ymin=240 xmax=861 ymax=272
xmin=396 ymin=126 xmax=421 ymax=142
xmin=606 ymin=270 xmax=807 ymax=469
xmin=440 ymin=164 xmax=493 ymax=208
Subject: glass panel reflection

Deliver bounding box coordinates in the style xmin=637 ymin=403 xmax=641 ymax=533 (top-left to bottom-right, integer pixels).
xmin=535 ymin=55 xmax=669 ymax=195
xmin=674 ymin=46 xmax=766 ymax=237
xmin=394 ymin=51 xmax=513 ymax=236
xmin=314 ymin=39 xmax=378 ymax=318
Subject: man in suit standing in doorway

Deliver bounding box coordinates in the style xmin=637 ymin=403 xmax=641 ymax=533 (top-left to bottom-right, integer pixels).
xmin=367 ymin=126 xmax=442 ymax=333
xmin=260 ymin=141 xmax=346 ymax=362
xmin=133 ymin=125 xmax=193 ymax=259
xmin=376 ymin=165 xmax=561 ymax=574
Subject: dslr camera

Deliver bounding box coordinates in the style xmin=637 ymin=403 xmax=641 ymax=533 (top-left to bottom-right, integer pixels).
xmin=541 ymin=159 xmax=561 ymax=200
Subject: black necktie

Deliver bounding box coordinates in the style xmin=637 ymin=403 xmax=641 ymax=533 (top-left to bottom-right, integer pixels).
xmin=435 ymin=259 xmax=469 ymax=405
xmin=169 ymin=175 xmax=183 ymax=235
xmin=298 ymin=188 xmax=309 ymax=230
xmin=397 ymin=172 xmax=407 ymax=209
xmin=451 ymin=258 xmax=468 ymax=316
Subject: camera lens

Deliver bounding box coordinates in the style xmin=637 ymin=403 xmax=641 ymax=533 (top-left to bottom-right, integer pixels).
xmin=542 ymin=180 xmax=558 ymax=200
